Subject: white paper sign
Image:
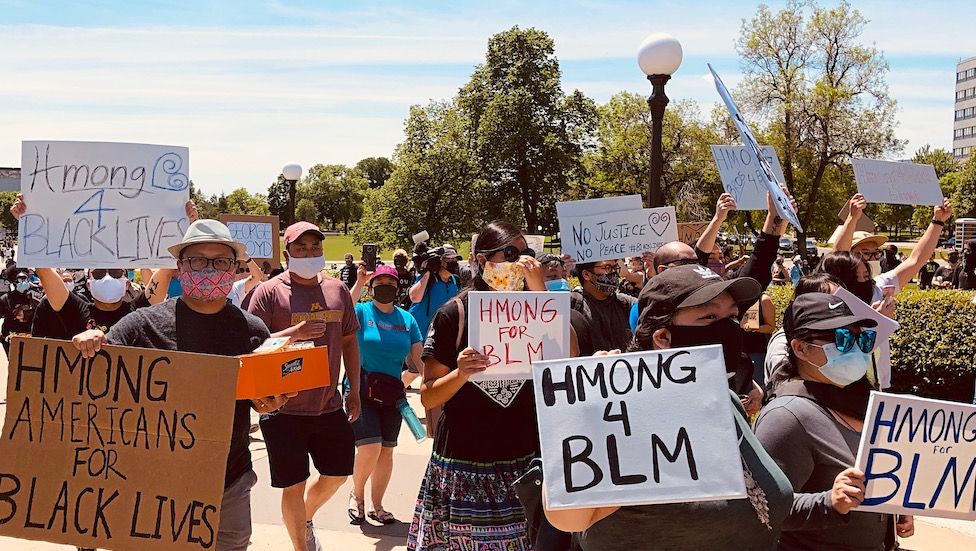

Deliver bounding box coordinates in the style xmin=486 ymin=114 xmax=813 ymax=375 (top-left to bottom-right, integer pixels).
xmin=556 ymin=195 xmax=643 ymax=220
xmin=711 ymin=145 xmax=786 ymax=210
xmin=17 ymin=141 xmax=190 ymax=268
xmin=532 ymin=346 xmax=747 ymax=510
xmin=833 ymin=287 xmax=899 ymax=390
xmin=852 ymin=159 xmax=944 ymax=206
xmin=227 ymin=221 xmax=274 ymax=258
xmin=467 ymin=291 xmax=570 ymax=381
xmin=708 ymin=65 xmax=803 ymax=231
xmin=855 ymin=392 xmax=976 ymax=520
xmin=559 ymin=206 xmax=678 ymax=263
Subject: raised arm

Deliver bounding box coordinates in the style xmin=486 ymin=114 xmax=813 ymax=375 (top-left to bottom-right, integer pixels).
xmin=241 ymin=257 xmax=267 ymax=295
xmin=696 ymin=193 xmax=736 ymax=256
xmin=144 ymin=269 xmax=176 ymax=305
xmin=36 ymin=268 xmax=69 ymax=310
xmin=890 ymin=199 xmax=953 ymax=290
xmin=833 ymin=194 xmax=867 ymax=252
xmin=408 ymin=270 xmax=431 ymax=304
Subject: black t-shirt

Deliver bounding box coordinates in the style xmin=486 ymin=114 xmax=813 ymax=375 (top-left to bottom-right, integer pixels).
xmin=396 ymin=266 xmax=415 ymax=308
xmin=0 ymin=290 xmax=40 ymax=338
xmin=106 ymin=298 xmax=270 ymax=488
xmin=338 ymin=264 xmax=358 ymax=289
xmin=31 ymin=291 xmax=147 ymax=339
xmin=935 ymin=265 xmax=959 ymax=287
xmin=570 ymin=289 xmax=637 ymax=356
xmin=919 ymin=261 xmax=938 ymax=286
xmin=422 ymin=296 xmax=539 ymax=462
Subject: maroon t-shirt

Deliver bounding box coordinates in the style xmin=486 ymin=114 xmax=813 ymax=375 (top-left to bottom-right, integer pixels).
xmin=247 ymin=272 xmax=359 ymax=415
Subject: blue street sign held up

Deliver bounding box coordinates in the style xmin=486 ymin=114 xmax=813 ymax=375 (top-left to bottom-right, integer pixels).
xmin=707 ymin=64 xmax=803 ymax=232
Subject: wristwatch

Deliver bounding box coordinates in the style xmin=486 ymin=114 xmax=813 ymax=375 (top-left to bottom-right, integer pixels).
xmin=931 ymin=219 xmax=945 ymax=227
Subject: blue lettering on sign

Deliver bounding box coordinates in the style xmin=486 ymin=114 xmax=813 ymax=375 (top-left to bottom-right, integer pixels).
xmin=73 ymin=190 xmax=117 ymax=228
xmin=151 ymin=152 xmax=188 ymax=192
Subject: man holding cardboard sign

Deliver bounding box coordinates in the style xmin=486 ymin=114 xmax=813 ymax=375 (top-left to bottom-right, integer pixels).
xmin=70 ymin=219 xmax=292 ymax=550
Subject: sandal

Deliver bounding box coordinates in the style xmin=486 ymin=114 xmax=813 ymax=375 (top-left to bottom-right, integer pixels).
xmin=368 ymin=507 xmax=396 ymax=525
xmin=347 ymin=493 xmax=365 ymax=524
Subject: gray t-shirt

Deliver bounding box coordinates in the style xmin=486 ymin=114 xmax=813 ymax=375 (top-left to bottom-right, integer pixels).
xmin=578 ymin=393 xmax=795 ymax=551
xmin=755 ymin=391 xmax=889 ymax=550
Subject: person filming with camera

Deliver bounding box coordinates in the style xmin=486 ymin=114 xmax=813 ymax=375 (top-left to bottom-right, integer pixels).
xmin=407 ymin=240 xmax=460 ymax=339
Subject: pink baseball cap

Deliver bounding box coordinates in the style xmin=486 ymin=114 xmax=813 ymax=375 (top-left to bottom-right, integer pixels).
xmin=368 ymin=264 xmax=399 ymax=284
xmin=283 ymin=221 xmax=325 ymax=246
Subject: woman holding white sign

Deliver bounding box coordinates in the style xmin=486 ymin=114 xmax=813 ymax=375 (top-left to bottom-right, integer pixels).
xmin=756 ymin=293 xmax=914 ymax=550
xmin=407 ymin=220 xmax=575 ymax=551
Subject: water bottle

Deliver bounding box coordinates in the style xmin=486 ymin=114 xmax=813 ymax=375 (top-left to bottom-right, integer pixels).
xmin=397 ymin=398 xmax=427 ymax=442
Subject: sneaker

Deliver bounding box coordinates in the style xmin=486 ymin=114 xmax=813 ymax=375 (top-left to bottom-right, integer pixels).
xmin=305 ymin=520 xmax=323 ymax=551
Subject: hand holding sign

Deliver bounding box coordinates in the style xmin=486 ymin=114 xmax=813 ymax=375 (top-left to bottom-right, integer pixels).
xmin=830 ymin=467 xmax=867 ymax=514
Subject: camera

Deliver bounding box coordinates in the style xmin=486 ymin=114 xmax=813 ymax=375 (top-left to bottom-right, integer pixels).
xmin=414 ymin=244 xmax=447 ymax=273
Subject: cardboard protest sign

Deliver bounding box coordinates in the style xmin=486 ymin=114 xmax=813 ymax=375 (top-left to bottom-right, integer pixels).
xmin=855 ymin=391 xmax=976 ymax=520
xmin=555 ymin=195 xmax=643 ymax=220
xmin=742 ymin=301 xmax=760 ymax=331
xmin=837 ymin=203 xmax=877 ymax=233
xmin=708 ymin=65 xmax=802 ymax=231
xmin=677 ymin=223 xmax=710 ymax=246
xmin=710 ymin=145 xmax=786 ymax=210
xmin=559 ymin=206 xmax=678 ymax=263
xmin=467 ymin=291 xmax=570 ymax=382
xmin=0 ymin=337 xmax=237 ymax=549
xmin=532 ymin=345 xmax=746 ymax=509
xmin=219 ymin=214 xmax=281 ymax=267
xmin=852 ymin=159 xmax=944 ymax=206
xmin=17 ymin=141 xmax=191 ymax=269
xmin=834 ymin=287 xmax=899 ymax=390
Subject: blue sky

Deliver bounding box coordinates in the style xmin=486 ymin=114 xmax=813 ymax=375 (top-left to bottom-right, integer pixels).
xmin=0 ymin=0 xmax=971 ymax=195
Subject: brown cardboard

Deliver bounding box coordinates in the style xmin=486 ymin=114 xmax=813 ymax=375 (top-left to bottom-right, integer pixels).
xmin=837 ymin=204 xmax=877 ymax=233
xmin=0 ymin=337 xmax=237 ymax=550
xmin=236 ymin=346 xmax=330 ymax=399
xmin=219 ymin=214 xmax=281 ymax=268
xmin=742 ymin=301 xmax=760 ymax=330
xmin=677 ymin=222 xmax=711 ymax=246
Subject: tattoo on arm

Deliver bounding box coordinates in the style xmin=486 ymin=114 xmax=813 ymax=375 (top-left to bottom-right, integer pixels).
xmin=773 ymin=216 xmax=783 ymax=227
xmin=147 ymin=281 xmax=159 ymax=298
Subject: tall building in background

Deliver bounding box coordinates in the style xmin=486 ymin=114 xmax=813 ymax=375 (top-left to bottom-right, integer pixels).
xmin=955 ymin=56 xmax=976 ymax=161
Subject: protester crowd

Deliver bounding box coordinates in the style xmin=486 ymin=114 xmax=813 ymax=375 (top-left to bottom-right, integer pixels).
xmin=0 ymin=185 xmax=967 ymax=551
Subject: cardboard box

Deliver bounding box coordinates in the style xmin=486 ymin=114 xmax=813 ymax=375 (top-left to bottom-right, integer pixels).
xmin=236 ymin=345 xmax=330 ymax=399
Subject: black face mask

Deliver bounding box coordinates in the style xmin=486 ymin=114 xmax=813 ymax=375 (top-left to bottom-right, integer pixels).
xmin=446 ymin=261 xmax=460 ymax=274
xmin=849 ymin=280 xmax=875 ymax=304
xmin=371 ymin=284 xmax=398 ymax=305
xmin=948 ymin=254 xmax=960 ymax=264
xmin=804 ymin=377 xmax=873 ymax=420
xmin=394 ymin=258 xmax=407 ymax=269
xmin=666 ymin=317 xmax=744 ymax=375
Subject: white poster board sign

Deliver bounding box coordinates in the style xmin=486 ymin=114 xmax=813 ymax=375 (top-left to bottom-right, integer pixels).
xmin=559 ymin=206 xmax=678 ymax=263
xmin=17 ymin=141 xmax=190 ymax=268
xmin=532 ymin=346 xmax=747 ymax=509
xmin=855 ymin=392 xmax=976 ymax=520
xmin=852 ymin=159 xmax=944 ymax=206
xmin=228 ymin=221 xmax=273 ymax=257
xmin=708 ymin=65 xmax=803 ymax=231
xmin=710 ymin=145 xmax=786 ymax=210
xmin=833 ymin=287 xmax=899 ymax=389
xmin=467 ymin=291 xmax=570 ymax=381
xmin=556 ymin=195 xmax=643 ymax=220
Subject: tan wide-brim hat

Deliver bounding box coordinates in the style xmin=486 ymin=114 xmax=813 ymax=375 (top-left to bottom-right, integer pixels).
xmin=167 ymin=219 xmax=248 ymax=259
xmin=851 ymin=230 xmax=887 ymax=250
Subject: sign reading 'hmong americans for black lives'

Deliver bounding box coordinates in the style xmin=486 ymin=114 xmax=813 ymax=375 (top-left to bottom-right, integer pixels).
xmin=0 ymin=337 xmax=237 ymax=550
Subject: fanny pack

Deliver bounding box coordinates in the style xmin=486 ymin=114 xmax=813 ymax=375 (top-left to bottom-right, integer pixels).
xmin=363 ymin=371 xmax=406 ymax=408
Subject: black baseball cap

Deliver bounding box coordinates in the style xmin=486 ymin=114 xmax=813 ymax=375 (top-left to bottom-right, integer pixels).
xmin=637 ymin=264 xmax=762 ymax=322
xmin=783 ymin=292 xmax=877 ymax=341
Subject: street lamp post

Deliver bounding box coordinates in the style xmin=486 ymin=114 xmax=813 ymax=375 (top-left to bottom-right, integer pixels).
xmin=638 ymin=33 xmax=683 ymax=208
xmin=281 ymin=163 xmax=303 ymax=226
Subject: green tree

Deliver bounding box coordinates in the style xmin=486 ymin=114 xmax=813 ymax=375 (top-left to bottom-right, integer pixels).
xmin=0 ymin=191 xmax=18 ymax=233
xmin=300 ymin=164 xmax=367 ymax=234
xmin=224 ymin=188 xmax=271 ymax=215
xmin=355 ymin=157 xmax=394 ymax=189
xmin=188 ymin=181 xmax=220 ymax=220
xmin=295 ymin=198 xmax=319 ymax=226
xmin=952 ymin=155 xmax=976 ymax=218
xmin=737 ymin=0 xmax=901 ymax=241
xmin=912 ymin=145 xmax=960 ymax=179
xmin=458 ymin=26 xmax=597 ymax=232
xmin=267 ymin=175 xmax=290 ymax=226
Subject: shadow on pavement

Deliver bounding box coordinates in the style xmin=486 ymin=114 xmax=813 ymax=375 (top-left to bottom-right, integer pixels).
xmin=360 ymin=520 xmax=408 ymax=551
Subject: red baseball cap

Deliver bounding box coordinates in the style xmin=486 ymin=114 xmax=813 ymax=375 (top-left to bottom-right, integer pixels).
xmin=283 ymin=221 xmax=325 ymax=246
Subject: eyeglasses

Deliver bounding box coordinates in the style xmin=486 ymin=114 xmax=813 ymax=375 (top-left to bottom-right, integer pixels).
xmin=811 ymin=328 xmax=877 ymax=353
xmin=179 ymin=257 xmax=238 ymax=272
xmin=91 ymin=269 xmax=126 ymax=279
xmin=592 ymin=263 xmax=620 ymax=273
xmin=858 ymin=250 xmax=883 ymax=261
xmin=477 ymin=245 xmax=536 ymax=263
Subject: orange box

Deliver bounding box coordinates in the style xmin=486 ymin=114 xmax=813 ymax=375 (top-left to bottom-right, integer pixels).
xmin=236 ymin=345 xmax=330 ymax=399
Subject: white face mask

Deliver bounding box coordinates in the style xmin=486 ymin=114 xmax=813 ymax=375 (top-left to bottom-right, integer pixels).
xmin=64 ymin=281 xmax=75 ymax=292
xmin=288 ymin=255 xmax=326 ymax=279
xmin=89 ymin=274 xmax=127 ymax=303
xmin=814 ymin=343 xmax=871 ymax=387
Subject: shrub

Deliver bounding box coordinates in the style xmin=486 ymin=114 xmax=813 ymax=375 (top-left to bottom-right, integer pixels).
xmin=764 ymin=285 xmax=976 ymax=402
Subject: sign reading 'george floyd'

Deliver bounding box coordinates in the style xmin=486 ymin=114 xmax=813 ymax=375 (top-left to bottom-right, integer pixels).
xmin=855 ymin=392 xmax=976 ymax=520
xmin=219 ymin=214 xmax=281 ymax=267
xmin=17 ymin=141 xmax=191 ymax=269
xmin=532 ymin=345 xmax=746 ymax=510
xmin=0 ymin=337 xmax=237 ymax=550
xmin=559 ymin=206 xmax=678 ymax=263
xmin=710 ymin=145 xmax=787 ymax=211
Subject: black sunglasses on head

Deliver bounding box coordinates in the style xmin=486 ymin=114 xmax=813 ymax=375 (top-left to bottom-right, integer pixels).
xmin=477 ymin=245 xmax=536 ymax=263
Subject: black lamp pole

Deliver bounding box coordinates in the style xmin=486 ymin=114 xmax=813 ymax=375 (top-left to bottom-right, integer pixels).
xmin=646 ymin=74 xmax=670 ymax=208
xmin=286 ymin=178 xmax=297 ymax=226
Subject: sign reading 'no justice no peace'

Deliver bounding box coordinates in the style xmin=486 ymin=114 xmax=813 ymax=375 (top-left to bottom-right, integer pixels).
xmin=557 ymin=198 xmax=678 ymax=263
xmin=17 ymin=141 xmax=191 ymax=269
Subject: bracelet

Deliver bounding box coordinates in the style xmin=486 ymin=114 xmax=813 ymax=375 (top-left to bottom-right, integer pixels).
xmin=931 ymin=219 xmax=945 ymax=227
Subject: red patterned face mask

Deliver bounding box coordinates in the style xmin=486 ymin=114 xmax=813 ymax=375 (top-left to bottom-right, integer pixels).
xmin=179 ymin=268 xmax=234 ymax=302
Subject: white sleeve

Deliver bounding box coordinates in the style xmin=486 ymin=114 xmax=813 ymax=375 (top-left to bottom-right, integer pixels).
xmin=874 ymin=271 xmax=900 ymax=293
xmin=229 ymin=278 xmax=247 ymax=308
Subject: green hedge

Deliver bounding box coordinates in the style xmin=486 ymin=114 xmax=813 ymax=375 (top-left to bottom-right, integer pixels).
xmin=766 ymin=285 xmax=976 ymax=402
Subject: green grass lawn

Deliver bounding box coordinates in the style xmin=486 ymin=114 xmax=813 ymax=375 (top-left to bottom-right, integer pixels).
xmin=290 ymin=234 xmax=476 ymax=262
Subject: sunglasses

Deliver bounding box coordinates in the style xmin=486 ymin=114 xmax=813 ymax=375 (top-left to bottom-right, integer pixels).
xmin=91 ymin=269 xmax=126 ymax=279
xmin=858 ymin=250 xmax=883 ymax=261
xmin=811 ymin=328 xmax=877 ymax=353
xmin=478 ymin=245 xmax=536 ymax=263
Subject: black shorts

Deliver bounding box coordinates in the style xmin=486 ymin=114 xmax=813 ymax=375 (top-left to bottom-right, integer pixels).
xmin=259 ymin=409 xmax=355 ymax=488
xmin=351 ymin=398 xmax=401 ymax=448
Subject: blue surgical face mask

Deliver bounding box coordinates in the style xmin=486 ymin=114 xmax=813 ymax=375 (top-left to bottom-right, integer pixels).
xmin=814 ymin=343 xmax=871 ymax=387
xmin=545 ymin=278 xmax=570 ymax=292
xmin=14 ymin=281 xmax=30 ymax=293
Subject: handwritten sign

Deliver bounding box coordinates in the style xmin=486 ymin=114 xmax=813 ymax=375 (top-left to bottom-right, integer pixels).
xmin=0 ymin=337 xmax=236 ymax=549
xmin=855 ymin=392 xmax=976 ymax=520
xmin=708 ymin=65 xmax=802 ymax=231
xmin=532 ymin=346 xmax=746 ymax=509
xmin=742 ymin=301 xmax=760 ymax=330
xmin=710 ymin=145 xmax=787 ymax=210
xmin=852 ymin=159 xmax=944 ymax=206
xmin=17 ymin=141 xmax=190 ymax=269
xmin=219 ymin=214 xmax=281 ymax=267
xmin=677 ymin=223 xmax=710 ymax=246
xmin=556 ymin=195 xmax=643 ymax=220
xmin=834 ymin=287 xmax=899 ymax=390
xmin=559 ymin=206 xmax=678 ymax=263
xmin=467 ymin=291 xmax=570 ymax=382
